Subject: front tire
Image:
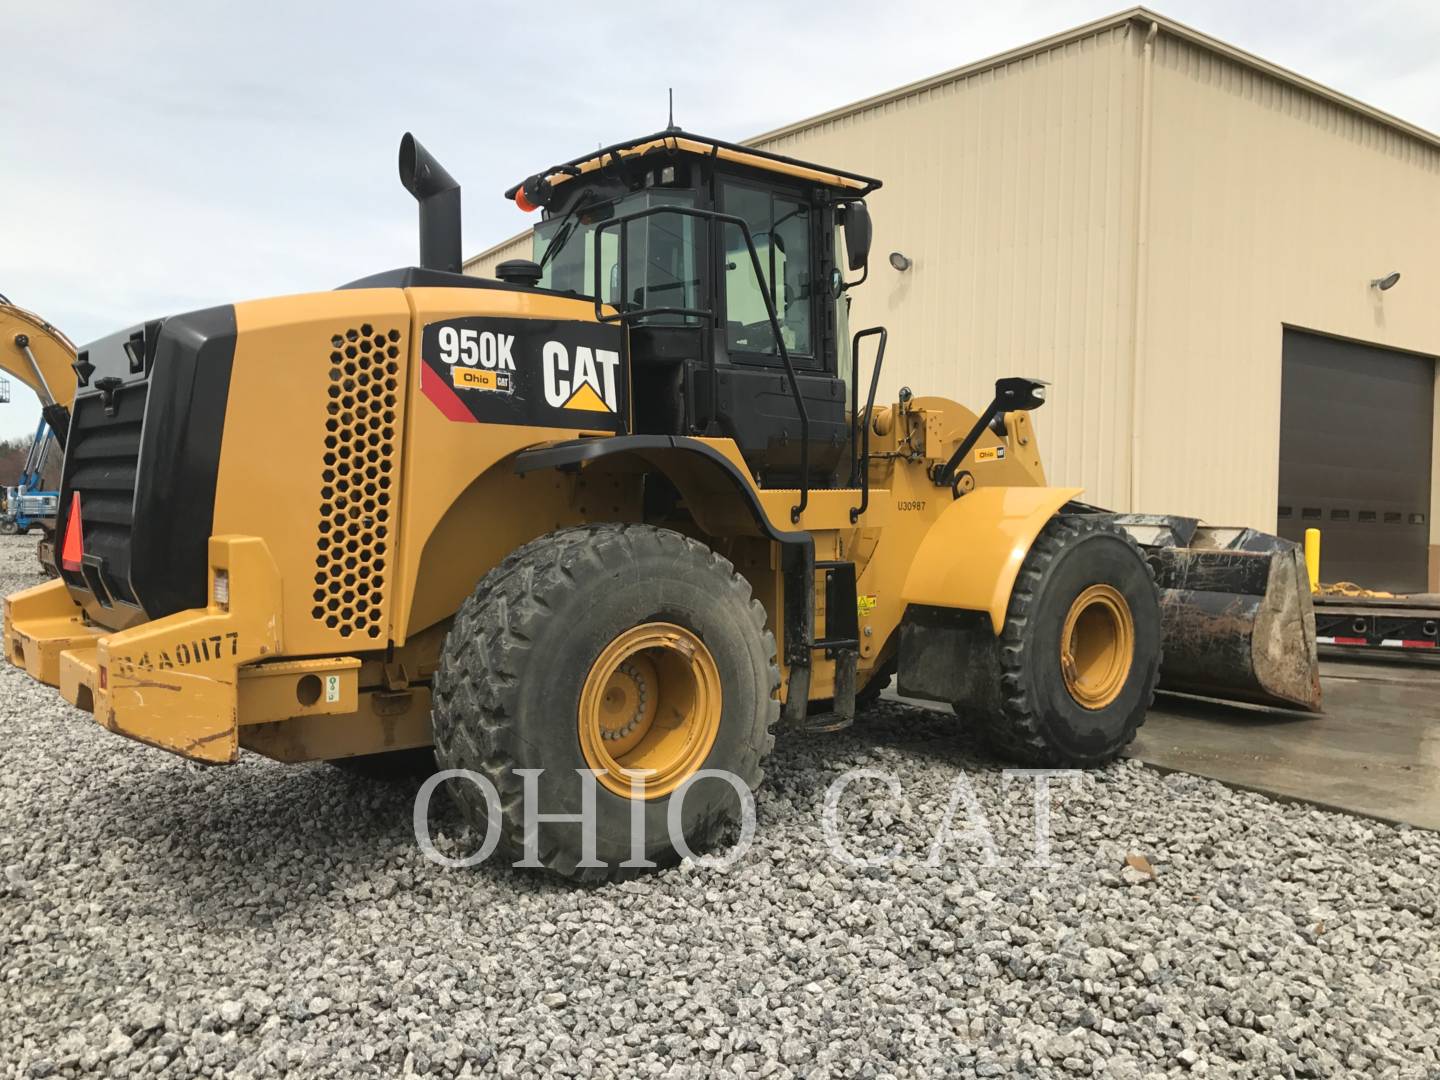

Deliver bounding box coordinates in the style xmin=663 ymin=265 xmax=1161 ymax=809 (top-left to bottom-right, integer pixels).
xmin=963 ymin=515 xmax=1161 ymax=766
xmin=432 ymin=524 xmax=779 ymax=879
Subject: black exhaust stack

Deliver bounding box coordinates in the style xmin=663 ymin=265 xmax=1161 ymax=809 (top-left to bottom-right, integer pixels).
xmin=398 ymin=133 xmax=462 ymax=274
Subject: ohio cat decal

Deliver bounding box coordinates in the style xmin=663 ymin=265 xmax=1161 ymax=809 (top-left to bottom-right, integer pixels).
xmin=419 ymin=317 xmax=627 ymax=431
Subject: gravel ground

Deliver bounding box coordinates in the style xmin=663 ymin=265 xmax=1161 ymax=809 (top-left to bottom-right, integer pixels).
xmin=2 ymin=532 xmax=1438 ymax=1079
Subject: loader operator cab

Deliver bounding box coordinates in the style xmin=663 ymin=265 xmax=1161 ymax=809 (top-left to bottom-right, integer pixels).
xmin=502 ymin=132 xmax=882 ymax=495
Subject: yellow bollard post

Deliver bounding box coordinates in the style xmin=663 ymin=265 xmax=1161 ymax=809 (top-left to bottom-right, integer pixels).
xmin=1304 ymin=528 xmax=1321 ymax=594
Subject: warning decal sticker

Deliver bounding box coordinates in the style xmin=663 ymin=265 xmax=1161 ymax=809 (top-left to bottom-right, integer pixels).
xmin=419 ymin=316 xmax=627 ymax=431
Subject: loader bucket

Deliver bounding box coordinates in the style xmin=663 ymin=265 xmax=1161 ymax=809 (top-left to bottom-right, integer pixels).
xmin=1105 ymin=514 xmax=1322 ymax=712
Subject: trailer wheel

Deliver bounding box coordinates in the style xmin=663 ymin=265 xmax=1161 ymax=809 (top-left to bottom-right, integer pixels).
xmin=432 ymin=524 xmax=779 ymax=880
xmin=968 ymin=515 xmax=1161 ymax=766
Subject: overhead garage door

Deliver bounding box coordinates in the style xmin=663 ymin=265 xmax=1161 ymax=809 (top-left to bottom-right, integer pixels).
xmin=1277 ymin=329 xmax=1434 ymax=593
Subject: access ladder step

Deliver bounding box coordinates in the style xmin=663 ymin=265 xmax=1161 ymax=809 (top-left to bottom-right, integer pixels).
xmin=813 ymin=561 xmax=860 ymax=650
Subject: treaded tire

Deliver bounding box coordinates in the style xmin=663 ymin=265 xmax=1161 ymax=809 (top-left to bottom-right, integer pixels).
xmin=965 ymin=514 xmax=1161 ymax=766
xmin=431 ymin=523 xmax=779 ymax=880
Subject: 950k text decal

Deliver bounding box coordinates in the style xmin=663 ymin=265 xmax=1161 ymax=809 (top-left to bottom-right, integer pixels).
xmin=419 ymin=316 xmax=627 ymax=431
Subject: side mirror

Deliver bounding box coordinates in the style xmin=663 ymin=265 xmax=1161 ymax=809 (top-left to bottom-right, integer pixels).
xmin=842 ymin=201 xmax=872 ymax=272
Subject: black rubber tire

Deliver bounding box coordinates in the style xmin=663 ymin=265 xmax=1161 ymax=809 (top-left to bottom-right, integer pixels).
xmin=964 ymin=514 xmax=1161 ymax=766
xmin=0 ymin=518 xmax=18 ymax=535
xmin=431 ymin=523 xmax=779 ymax=880
xmin=326 ymin=748 xmax=436 ymax=781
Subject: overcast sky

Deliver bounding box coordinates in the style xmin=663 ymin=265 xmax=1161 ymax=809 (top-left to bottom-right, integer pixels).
xmin=2 ymin=0 xmax=1437 ymax=439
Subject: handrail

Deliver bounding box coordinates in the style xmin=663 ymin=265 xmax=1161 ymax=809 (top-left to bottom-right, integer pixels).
xmin=591 ymin=204 xmax=813 ymax=522
xmin=847 ymin=326 xmax=887 ymax=523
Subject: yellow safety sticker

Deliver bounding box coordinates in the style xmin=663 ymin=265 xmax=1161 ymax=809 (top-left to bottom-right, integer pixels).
xmin=452 ymin=367 xmax=513 ymax=392
xmin=857 ymin=594 xmax=878 ymax=618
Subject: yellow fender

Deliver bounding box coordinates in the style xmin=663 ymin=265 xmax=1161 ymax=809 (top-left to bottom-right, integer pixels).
xmin=901 ymin=486 xmax=1083 ymax=634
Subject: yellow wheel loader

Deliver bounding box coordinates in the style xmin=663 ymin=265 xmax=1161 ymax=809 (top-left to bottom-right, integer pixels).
xmin=2 ymin=131 xmax=1317 ymax=878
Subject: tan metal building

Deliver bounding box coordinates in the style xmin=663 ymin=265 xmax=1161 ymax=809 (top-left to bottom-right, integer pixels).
xmin=468 ymin=7 xmax=1440 ymax=591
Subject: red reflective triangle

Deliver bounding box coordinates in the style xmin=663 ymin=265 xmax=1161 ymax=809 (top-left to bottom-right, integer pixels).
xmin=61 ymin=492 xmax=84 ymax=572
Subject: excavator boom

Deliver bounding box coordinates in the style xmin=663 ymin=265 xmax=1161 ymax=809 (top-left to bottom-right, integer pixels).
xmin=0 ymin=299 xmax=79 ymax=417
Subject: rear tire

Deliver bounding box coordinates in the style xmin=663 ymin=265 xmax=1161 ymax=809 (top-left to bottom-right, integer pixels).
xmin=432 ymin=524 xmax=779 ymax=880
xmin=963 ymin=514 xmax=1161 ymax=766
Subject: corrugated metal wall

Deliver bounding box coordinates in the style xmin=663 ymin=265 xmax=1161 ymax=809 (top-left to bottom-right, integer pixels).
xmin=468 ymin=233 xmax=532 ymax=279
xmin=464 ymin=17 xmax=1440 ymax=549
xmin=1141 ymin=34 xmax=1440 ymax=538
xmin=759 ymin=25 xmax=1143 ymax=509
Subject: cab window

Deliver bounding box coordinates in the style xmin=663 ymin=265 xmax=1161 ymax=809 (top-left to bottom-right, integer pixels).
xmin=534 ymin=191 xmax=699 ymax=326
xmin=622 ymin=193 xmax=700 ymax=324
xmin=720 ymin=182 xmax=813 ymax=359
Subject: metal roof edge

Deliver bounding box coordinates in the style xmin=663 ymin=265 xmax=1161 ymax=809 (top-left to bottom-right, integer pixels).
xmin=747 ymin=6 xmax=1440 ymax=154
xmin=1133 ymin=8 xmax=1440 ymax=152
xmin=467 ymin=7 xmax=1440 ymax=268
xmin=747 ymin=8 xmax=1150 ymax=144
xmin=463 ymin=232 xmax=530 ymax=272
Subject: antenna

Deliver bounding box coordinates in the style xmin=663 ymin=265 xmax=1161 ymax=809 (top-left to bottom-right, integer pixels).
xmin=665 ymin=87 xmax=679 ymax=133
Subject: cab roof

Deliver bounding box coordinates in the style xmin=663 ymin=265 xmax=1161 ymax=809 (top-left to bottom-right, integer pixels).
xmin=504 ymin=129 xmax=882 ymax=203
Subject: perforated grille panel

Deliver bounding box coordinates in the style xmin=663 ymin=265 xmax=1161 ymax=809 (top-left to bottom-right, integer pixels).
xmin=312 ymin=324 xmax=402 ymax=638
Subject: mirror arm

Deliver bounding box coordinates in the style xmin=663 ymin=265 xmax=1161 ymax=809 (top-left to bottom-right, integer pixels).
xmin=839 ymin=261 xmax=868 ymax=293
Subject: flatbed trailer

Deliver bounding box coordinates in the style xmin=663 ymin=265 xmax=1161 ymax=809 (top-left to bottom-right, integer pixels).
xmin=1313 ymin=593 xmax=1440 ymax=657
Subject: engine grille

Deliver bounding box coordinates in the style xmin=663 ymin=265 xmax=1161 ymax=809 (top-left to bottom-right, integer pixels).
xmin=311 ymin=324 xmax=402 ymax=639
xmin=60 ymin=384 xmax=148 ymax=605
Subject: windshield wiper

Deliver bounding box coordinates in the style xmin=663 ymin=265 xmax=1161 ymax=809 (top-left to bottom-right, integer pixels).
xmin=538 ymin=213 xmax=577 ymax=270
xmin=538 ymin=192 xmax=622 ymax=273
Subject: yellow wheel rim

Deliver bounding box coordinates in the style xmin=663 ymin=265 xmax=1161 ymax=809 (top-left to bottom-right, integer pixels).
xmin=1060 ymin=584 xmax=1135 ymax=710
xmin=578 ymin=622 xmax=722 ymax=799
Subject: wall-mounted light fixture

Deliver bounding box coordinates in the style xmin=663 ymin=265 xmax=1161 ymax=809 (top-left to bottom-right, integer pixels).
xmin=888 ymin=252 xmax=912 ymax=272
xmin=1371 ymin=271 xmax=1401 ymax=291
